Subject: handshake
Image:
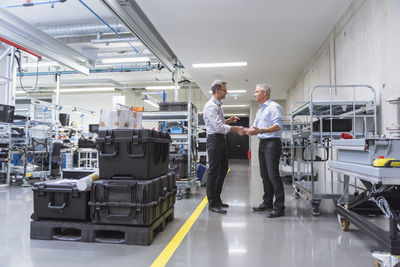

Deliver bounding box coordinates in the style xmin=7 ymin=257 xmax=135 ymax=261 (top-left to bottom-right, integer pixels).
xmin=232 ymin=126 xmax=261 ymax=136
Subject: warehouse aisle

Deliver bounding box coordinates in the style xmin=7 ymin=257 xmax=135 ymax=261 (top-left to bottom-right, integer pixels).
xmin=0 ymin=160 xmax=379 ymax=267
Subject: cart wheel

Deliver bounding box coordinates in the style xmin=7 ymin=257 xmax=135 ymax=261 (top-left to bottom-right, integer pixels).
xmin=337 ymin=214 xmax=350 ymax=231
xmin=293 ymin=191 xmax=300 ymax=200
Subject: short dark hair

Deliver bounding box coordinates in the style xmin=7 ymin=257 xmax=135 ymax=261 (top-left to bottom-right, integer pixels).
xmin=211 ymin=80 xmax=227 ymax=94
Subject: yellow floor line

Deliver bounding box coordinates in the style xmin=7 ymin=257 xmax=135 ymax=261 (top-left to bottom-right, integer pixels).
xmin=151 ymin=168 xmax=231 ymax=267
xmin=150 ymin=196 xmax=208 ymax=267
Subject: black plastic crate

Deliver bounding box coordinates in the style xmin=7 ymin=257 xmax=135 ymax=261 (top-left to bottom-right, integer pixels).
xmin=198 ymin=131 xmax=206 ymax=138
xmin=97 ymin=129 xmax=171 ymax=180
xmin=199 ymin=155 xmax=207 ymax=165
xmin=61 ymin=168 xmax=97 ymax=179
xmin=78 ymin=138 xmax=96 ymax=148
xmin=169 ymin=153 xmax=188 ymax=178
xmin=89 ymin=173 xmax=176 ymax=226
xmin=198 ymin=113 xmax=205 ymax=125
xmin=198 ymin=143 xmax=206 ymax=152
xmin=312 ymin=118 xmax=352 ymax=132
xmin=159 ymin=102 xmax=188 ymax=111
xmin=32 ymin=180 xmax=90 ymax=221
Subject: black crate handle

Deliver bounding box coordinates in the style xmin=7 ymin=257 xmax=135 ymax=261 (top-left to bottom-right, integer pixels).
xmin=47 ymin=192 xmax=67 ymax=209
xmin=126 ymin=142 xmax=145 ymax=158
xmin=99 ymin=143 xmax=119 ymax=157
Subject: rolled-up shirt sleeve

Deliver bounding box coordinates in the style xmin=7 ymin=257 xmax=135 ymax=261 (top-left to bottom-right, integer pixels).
xmin=203 ymin=104 xmax=231 ymax=135
xmin=270 ymin=104 xmax=283 ymax=130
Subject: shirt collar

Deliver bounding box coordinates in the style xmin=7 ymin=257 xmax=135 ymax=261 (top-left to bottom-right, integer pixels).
xmin=212 ymin=96 xmax=222 ymax=106
xmin=259 ymin=99 xmax=272 ymax=108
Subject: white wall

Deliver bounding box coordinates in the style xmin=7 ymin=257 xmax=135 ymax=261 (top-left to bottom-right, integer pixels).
xmin=286 ymin=0 xmax=400 ymax=135
xmin=284 ymin=0 xmax=400 ymax=182
xmin=52 ymin=87 xmax=209 ymax=132
xmin=54 ymin=92 xmax=116 ymax=131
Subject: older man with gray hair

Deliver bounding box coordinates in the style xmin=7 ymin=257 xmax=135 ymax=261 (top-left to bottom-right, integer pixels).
xmin=247 ymin=83 xmax=285 ymax=218
xmin=203 ymin=80 xmax=245 ymax=214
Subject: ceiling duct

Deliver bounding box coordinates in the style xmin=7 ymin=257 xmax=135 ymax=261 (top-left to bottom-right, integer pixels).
xmin=38 ymin=22 xmax=128 ymax=38
xmin=0 ymin=8 xmax=91 ymax=75
xmin=101 ymin=0 xmax=177 ymax=72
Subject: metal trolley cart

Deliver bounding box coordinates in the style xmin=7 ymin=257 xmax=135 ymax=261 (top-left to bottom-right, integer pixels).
xmin=291 ymin=85 xmax=377 ymax=215
xmin=142 ymin=102 xmax=199 ymax=199
xmin=280 ymin=119 xmax=307 ymax=184
xmin=329 ymin=138 xmax=400 ymax=267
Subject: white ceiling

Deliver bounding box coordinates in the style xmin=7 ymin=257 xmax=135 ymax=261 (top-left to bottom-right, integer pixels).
xmin=1 ymin=0 xmax=352 ymax=106
xmin=136 ymin=0 xmax=352 ymax=103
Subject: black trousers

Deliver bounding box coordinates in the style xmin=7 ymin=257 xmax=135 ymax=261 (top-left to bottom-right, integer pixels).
xmin=258 ymin=138 xmax=285 ymax=211
xmin=206 ymin=134 xmax=228 ymax=208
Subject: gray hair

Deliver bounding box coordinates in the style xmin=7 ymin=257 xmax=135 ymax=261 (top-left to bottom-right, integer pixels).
xmin=256 ymin=83 xmax=271 ymax=96
xmin=211 ymin=80 xmax=227 ymax=94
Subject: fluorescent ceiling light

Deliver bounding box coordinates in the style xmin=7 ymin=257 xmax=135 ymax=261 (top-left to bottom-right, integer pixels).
xmin=101 ymin=57 xmax=150 ymax=64
xmin=209 ymin=90 xmax=247 ymax=94
xmin=22 ymin=61 xmax=60 ymax=68
xmin=224 ymin=113 xmax=249 ymax=117
xmin=192 ymin=62 xmax=247 ymax=68
xmin=228 ymin=248 xmax=247 ymax=254
xmin=223 ymin=104 xmax=249 ymax=108
xmin=53 ymin=87 xmax=115 ymax=93
xmin=146 ymin=86 xmax=180 ymax=90
xmin=143 ymin=99 xmax=159 ymax=108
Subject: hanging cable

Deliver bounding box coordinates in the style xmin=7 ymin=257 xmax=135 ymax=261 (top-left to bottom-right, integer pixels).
xmin=15 ymin=50 xmax=40 ymax=93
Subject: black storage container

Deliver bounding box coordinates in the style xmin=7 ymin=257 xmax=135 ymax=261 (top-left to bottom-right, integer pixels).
xmin=198 ymin=131 xmax=207 ymax=138
xmin=312 ymin=118 xmax=352 ymax=132
xmin=159 ymin=102 xmax=188 ymax=111
xmin=200 ymin=155 xmax=207 ymax=165
xmin=198 ymin=143 xmax=206 ymax=152
xmin=61 ymin=168 xmax=97 ymax=179
xmin=32 ymin=180 xmax=90 ymax=221
xmin=78 ymin=138 xmax=96 ymax=148
xmin=59 ymin=113 xmax=70 ymax=127
xmin=169 ymin=153 xmax=188 ymax=178
xmin=97 ymin=129 xmax=171 ymax=180
xmin=198 ymin=113 xmax=205 ymax=126
xmin=89 ymin=173 xmax=176 ymax=226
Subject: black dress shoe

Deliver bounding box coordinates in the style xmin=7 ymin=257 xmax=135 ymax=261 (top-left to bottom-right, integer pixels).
xmin=209 ymin=206 xmax=227 ymax=214
xmin=219 ymin=202 xmax=229 ymax=208
xmin=267 ymin=210 xmax=285 ymax=218
xmin=252 ymin=203 xmax=273 ymax=212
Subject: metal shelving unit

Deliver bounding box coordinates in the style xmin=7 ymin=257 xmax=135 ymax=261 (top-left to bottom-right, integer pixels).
xmin=0 ymin=124 xmax=11 ymax=187
xmin=78 ymin=148 xmax=98 ymax=168
xmin=142 ymin=102 xmax=199 ymax=199
xmin=291 ymin=85 xmax=377 ymax=215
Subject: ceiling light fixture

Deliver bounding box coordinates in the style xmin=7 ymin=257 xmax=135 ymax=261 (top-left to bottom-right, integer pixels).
xmin=146 ymin=86 xmax=179 ymax=90
xmin=208 ymin=90 xmax=247 ymax=94
xmin=101 ymin=57 xmax=150 ymax=64
xmin=223 ymin=104 xmax=249 ymax=108
xmin=192 ymin=62 xmax=247 ymax=68
xmin=143 ymin=99 xmax=159 ymax=108
xmin=224 ymin=113 xmax=249 ymax=117
xmin=22 ymin=61 xmax=60 ymax=68
xmin=53 ymin=87 xmax=115 ymax=93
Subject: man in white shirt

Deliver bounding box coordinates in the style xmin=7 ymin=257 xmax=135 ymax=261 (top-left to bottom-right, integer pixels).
xmin=203 ymin=80 xmax=245 ymax=214
xmin=247 ymin=83 xmax=285 ymax=218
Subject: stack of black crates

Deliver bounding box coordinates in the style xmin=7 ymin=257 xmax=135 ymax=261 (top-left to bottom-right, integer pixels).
xmin=30 ymin=129 xmax=176 ymax=245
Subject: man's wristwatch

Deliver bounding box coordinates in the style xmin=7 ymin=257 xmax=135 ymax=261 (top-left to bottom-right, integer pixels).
xmin=259 ymin=128 xmax=263 ymax=134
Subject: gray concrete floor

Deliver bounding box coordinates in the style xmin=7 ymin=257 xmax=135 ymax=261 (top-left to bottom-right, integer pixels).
xmin=0 ymin=160 xmax=381 ymax=267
